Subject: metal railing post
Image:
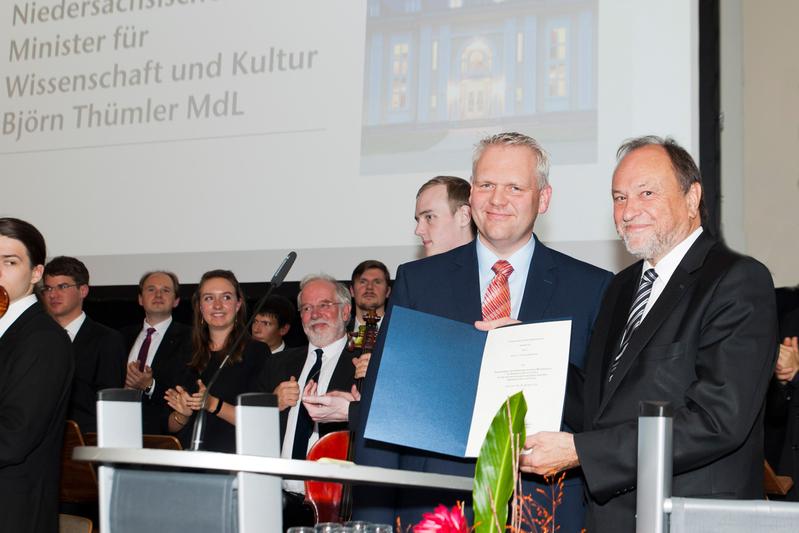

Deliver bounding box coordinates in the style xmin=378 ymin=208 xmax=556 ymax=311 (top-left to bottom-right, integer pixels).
xmin=636 ymin=400 xmax=673 ymax=533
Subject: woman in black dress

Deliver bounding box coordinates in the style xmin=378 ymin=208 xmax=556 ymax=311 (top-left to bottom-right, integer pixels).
xmin=165 ymin=269 xmax=269 ymax=452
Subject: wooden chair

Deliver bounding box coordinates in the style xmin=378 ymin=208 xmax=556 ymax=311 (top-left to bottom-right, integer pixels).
xmin=58 ymin=513 xmax=93 ymax=533
xmin=142 ymin=434 xmax=182 ymax=450
xmin=765 ymin=460 xmax=794 ymax=497
xmin=83 ymin=432 xmax=182 ymax=450
xmin=59 ymin=420 xmax=98 ymax=504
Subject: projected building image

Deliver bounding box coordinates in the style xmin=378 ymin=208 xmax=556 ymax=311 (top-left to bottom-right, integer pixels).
xmin=361 ymin=0 xmax=597 ymax=174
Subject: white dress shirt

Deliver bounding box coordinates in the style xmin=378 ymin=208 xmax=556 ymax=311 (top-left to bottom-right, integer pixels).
xmin=271 ymin=341 xmax=286 ymax=354
xmin=281 ymin=334 xmax=348 ymax=492
xmin=640 ymin=227 xmax=704 ymax=321
xmin=63 ymin=312 xmax=87 ymax=342
xmin=475 ymin=233 xmax=536 ymax=320
xmin=127 ymin=317 xmax=172 ymax=367
xmin=0 ymin=294 xmax=37 ymax=339
xmin=127 ymin=316 xmax=173 ymax=397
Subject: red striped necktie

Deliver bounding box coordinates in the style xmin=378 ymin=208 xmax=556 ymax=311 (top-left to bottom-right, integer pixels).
xmin=482 ymin=260 xmax=514 ymax=321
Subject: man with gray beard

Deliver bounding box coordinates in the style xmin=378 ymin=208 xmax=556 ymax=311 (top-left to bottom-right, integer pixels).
xmin=520 ymin=136 xmax=777 ymax=532
xmin=260 ymin=274 xmax=359 ymax=491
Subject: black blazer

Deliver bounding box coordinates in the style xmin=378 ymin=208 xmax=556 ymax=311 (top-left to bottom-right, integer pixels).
xmin=574 ymin=233 xmax=778 ymax=532
xmin=70 ymin=316 xmax=126 ymax=433
xmin=261 ymin=344 xmax=358 ymax=448
xmin=765 ymin=307 xmax=799 ymax=500
xmin=0 ymin=302 xmax=73 ymax=533
xmin=122 ymin=320 xmax=192 ymax=434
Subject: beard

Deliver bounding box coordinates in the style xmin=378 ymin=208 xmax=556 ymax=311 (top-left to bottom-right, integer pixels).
xmin=303 ymin=317 xmax=346 ymax=348
xmin=617 ymin=223 xmax=677 ymax=262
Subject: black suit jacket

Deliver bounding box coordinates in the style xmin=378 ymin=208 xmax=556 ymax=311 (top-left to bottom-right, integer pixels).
xmin=122 ymin=320 xmax=192 ymax=434
xmin=0 ymin=302 xmax=74 ymax=533
xmin=765 ymin=307 xmax=799 ymax=500
xmin=70 ymin=316 xmax=126 ymax=433
xmin=354 ymin=237 xmax=612 ymax=526
xmin=262 ymin=344 xmax=358 ymax=450
xmin=574 ymin=232 xmax=778 ymax=532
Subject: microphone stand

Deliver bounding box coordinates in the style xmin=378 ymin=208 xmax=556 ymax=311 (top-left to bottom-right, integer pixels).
xmin=189 ymin=251 xmax=297 ymax=451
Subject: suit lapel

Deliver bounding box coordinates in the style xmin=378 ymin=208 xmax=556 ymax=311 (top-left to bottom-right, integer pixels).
xmin=0 ymin=302 xmax=42 ymax=352
xmin=151 ymin=322 xmax=179 ymax=371
xmin=329 ymin=347 xmax=358 ymax=392
xmin=278 ymin=346 xmax=308 ymax=439
xmin=518 ymin=237 xmax=557 ymax=321
xmin=597 ymin=265 xmax=641 ymax=392
xmin=449 ymin=242 xmax=483 ymax=322
xmin=72 ymin=317 xmax=91 ymax=348
xmin=597 ymin=233 xmax=716 ymax=416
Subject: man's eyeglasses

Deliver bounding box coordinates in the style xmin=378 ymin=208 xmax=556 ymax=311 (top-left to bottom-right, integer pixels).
xmin=41 ymin=283 xmax=80 ymax=293
xmin=299 ymin=301 xmax=341 ymax=315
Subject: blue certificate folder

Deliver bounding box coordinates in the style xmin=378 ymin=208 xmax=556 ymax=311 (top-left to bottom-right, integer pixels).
xmin=364 ymin=305 xmax=490 ymax=458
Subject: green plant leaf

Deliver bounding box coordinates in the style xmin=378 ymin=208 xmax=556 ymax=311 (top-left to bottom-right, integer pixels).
xmin=473 ymin=392 xmax=527 ymax=533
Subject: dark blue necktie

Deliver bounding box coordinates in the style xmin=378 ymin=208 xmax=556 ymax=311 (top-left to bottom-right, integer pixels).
xmin=607 ymin=269 xmax=658 ymax=383
xmin=292 ymin=348 xmax=323 ymax=459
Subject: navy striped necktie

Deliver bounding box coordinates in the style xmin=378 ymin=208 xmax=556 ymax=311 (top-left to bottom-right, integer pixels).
xmin=292 ymin=348 xmax=323 ymax=459
xmin=607 ymin=268 xmax=658 ymax=383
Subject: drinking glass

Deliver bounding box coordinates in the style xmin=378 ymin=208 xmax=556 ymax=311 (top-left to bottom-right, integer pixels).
xmin=365 ymin=524 xmax=393 ymax=533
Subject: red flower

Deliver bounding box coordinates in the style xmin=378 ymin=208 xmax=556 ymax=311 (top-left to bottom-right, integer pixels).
xmin=413 ymin=503 xmax=469 ymax=533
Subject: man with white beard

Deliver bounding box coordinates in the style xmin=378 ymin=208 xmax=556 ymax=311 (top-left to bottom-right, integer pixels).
xmin=261 ymin=274 xmax=359 ymax=490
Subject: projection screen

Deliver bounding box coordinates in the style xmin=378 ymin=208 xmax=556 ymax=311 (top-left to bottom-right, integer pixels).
xmin=1 ymin=0 xmax=698 ymax=284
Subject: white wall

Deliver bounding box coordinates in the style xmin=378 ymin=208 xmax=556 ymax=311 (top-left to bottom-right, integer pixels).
xmin=721 ymin=0 xmax=799 ymax=287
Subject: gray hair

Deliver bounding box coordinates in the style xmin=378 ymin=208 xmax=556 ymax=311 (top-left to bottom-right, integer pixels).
xmin=616 ymin=135 xmax=701 ymax=193
xmin=297 ymin=273 xmax=351 ymax=307
xmin=616 ymin=135 xmax=705 ymax=220
xmin=472 ymin=132 xmax=551 ymax=188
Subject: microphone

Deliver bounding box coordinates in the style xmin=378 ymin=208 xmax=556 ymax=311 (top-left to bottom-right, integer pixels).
xmin=189 ymin=251 xmax=297 ymax=451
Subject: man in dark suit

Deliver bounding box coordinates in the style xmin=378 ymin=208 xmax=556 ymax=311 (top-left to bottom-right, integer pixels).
xmin=348 ymin=260 xmax=391 ymax=335
xmin=414 ymin=175 xmax=474 ymax=257
xmin=260 ymin=274 xmax=358 ymax=492
xmin=765 ymin=310 xmax=799 ymax=501
xmin=0 ymin=218 xmax=74 ymax=533
xmin=520 ymin=136 xmax=778 ymax=532
xmin=42 ymin=256 xmax=126 ymax=433
xmin=353 ymin=132 xmax=613 ymax=530
xmin=121 ymin=271 xmax=191 ymax=434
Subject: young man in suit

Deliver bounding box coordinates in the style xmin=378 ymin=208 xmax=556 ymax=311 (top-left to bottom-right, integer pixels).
xmin=300 ymin=177 xmax=478 ymax=426
xmin=250 ymin=295 xmax=294 ymax=354
xmin=520 ymin=136 xmax=778 ymax=532
xmin=261 ymin=274 xmax=359 ymax=493
xmin=353 ymin=132 xmax=613 ymax=530
xmin=349 ymin=260 xmax=391 ymax=334
xmin=42 ymin=256 xmax=126 ymax=433
xmin=121 ymin=271 xmax=191 ymax=434
xmin=414 ymin=175 xmax=474 ymax=257
xmin=0 ymin=218 xmax=74 ymax=533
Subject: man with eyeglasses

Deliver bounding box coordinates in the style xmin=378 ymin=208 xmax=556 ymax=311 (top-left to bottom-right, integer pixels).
xmin=42 ymin=256 xmax=126 ymax=433
xmin=258 ymin=274 xmax=359 ymax=491
xmin=120 ymin=271 xmax=191 ymax=434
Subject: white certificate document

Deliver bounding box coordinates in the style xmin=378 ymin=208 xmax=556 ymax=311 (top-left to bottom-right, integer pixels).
xmin=464 ymin=319 xmax=572 ymax=457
